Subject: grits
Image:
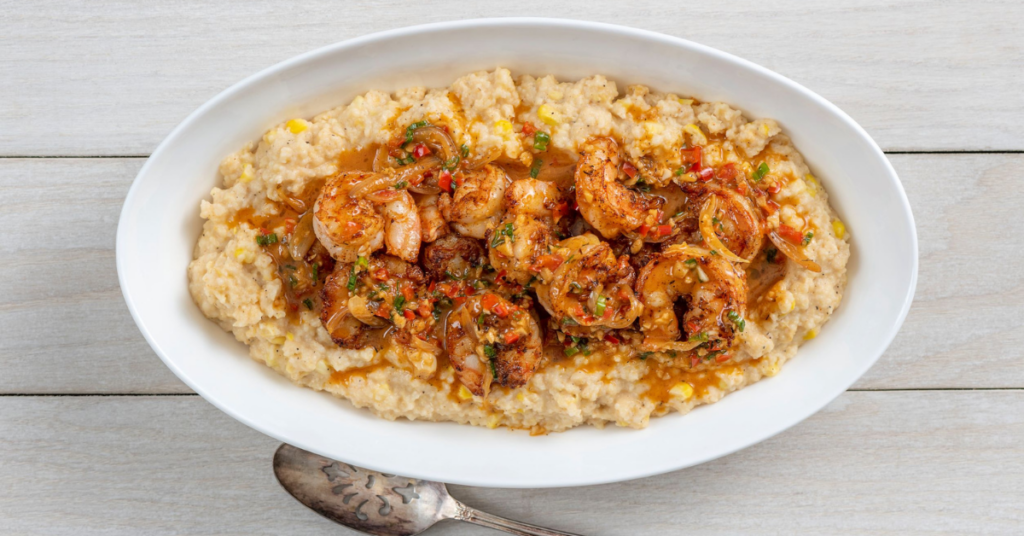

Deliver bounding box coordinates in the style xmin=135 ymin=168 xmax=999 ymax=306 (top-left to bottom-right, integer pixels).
xmin=188 ymin=69 xmax=849 ymax=433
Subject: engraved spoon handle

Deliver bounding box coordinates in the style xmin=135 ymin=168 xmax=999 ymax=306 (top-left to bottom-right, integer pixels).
xmin=453 ymin=501 xmax=583 ymax=536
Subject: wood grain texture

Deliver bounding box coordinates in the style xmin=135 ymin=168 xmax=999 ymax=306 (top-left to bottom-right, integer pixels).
xmin=0 ymin=392 xmax=1020 ymax=535
xmin=2 ymin=0 xmax=1023 ymax=156
xmin=2 ymin=153 xmax=1021 ymax=394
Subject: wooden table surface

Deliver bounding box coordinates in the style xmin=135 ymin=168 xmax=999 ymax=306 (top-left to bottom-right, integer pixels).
xmin=3 ymin=2 xmax=1023 ymax=534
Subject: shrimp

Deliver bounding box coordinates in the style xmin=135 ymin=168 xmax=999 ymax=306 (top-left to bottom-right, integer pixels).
xmin=574 ymin=137 xmax=662 ymax=239
xmin=487 ymin=179 xmax=565 ymax=285
xmin=445 ymin=293 xmax=543 ymax=397
xmin=313 ymin=171 xmax=422 ymax=263
xmin=320 ymin=262 xmax=377 ymax=348
xmin=538 ymin=234 xmax=642 ymax=330
xmin=439 ymin=164 xmax=510 ymax=239
xmin=421 ymin=234 xmax=485 ymax=280
xmin=685 ymin=183 xmax=764 ymax=262
xmin=417 ymin=193 xmax=448 ymax=243
xmin=635 ymin=244 xmax=747 ymax=355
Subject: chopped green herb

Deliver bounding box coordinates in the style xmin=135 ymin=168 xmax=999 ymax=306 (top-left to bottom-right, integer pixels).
xmin=255 ymin=233 xmax=278 ymax=246
xmin=442 ymin=156 xmax=460 ymax=171
xmin=347 ymin=266 xmax=357 ymax=291
xmin=405 ymin=120 xmax=430 ymax=143
xmin=484 ymin=344 xmax=497 ymax=359
xmin=635 ymin=177 xmax=652 ymax=193
xmin=488 ymin=358 xmax=498 ymax=380
xmin=393 ymin=295 xmax=406 ymax=312
xmin=683 ymin=258 xmax=698 ymax=267
xmin=477 ymin=313 xmax=487 ymax=327
xmin=675 ymin=167 xmax=686 ymax=176
xmin=668 ymin=350 xmax=678 ymax=358
xmin=752 ymin=162 xmax=770 ymax=182
xmin=690 ymin=331 xmax=710 ymax=343
xmin=283 ymin=264 xmax=296 ymax=271
xmin=594 ymin=295 xmax=607 ymax=317
xmin=490 ymin=223 xmax=515 ymax=248
xmin=357 ymin=256 xmax=369 ymax=268
xmin=394 ymin=181 xmax=408 ymax=189
xmin=431 ymin=308 xmax=441 ymax=322
xmin=525 ymin=276 xmax=537 ymax=288
xmin=802 ymin=231 xmax=814 ymax=246
xmin=765 ymin=247 xmax=778 ymax=263
xmin=529 ymin=158 xmax=542 ymax=179
xmin=533 ymin=131 xmax=550 ymax=151
xmin=303 ymin=298 xmax=314 ymax=310
xmin=563 ymin=346 xmax=580 ymax=357
xmin=710 ymin=250 xmax=719 ymax=256
xmin=460 ymin=144 xmax=470 ymax=158
xmin=561 ymin=317 xmax=579 ymax=327
xmin=444 ymin=270 xmax=464 ymax=280
xmin=638 ymin=351 xmax=653 ymax=360
xmin=727 ymin=310 xmax=746 ymax=332
xmin=311 ymin=263 xmax=320 ymax=284
xmin=569 ymin=282 xmax=583 ymax=293
xmin=289 ymin=275 xmax=298 ymax=288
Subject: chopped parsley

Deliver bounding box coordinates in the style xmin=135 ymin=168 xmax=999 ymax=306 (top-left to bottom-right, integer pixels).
xmin=635 ymin=177 xmax=652 ymax=193
xmin=484 ymin=344 xmax=497 ymax=359
xmin=488 ymin=358 xmax=498 ymax=380
xmin=460 ymin=144 xmax=470 ymax=158
xmin=393 ymin=181 xmax=408 ymax=189
xmin=404 ymin=120 xmax=430 ymax=143
xmin=393 ymin=295 xmax=406 ymax=312
xmin=255 ymin=233 xmax=278 ymax=246
xmin=638 ymin=351 xmax=653 ymax=360
xmin=802 ymin=231 xmax=814 ymax=246
xmin=563 ymin=346 xmax=580 ymax=357
xmin=442 ymin=156 xmax=460 ymax=171
xmin=346 ymin=266 xmax=357 ymax=291
xmin=690 ymin=331 xmax=710 ymax=343
xmin=752 ymin=162 xmax=770 ymax=182
xmin=684 ymin=258 xmax=698 ymax=267
xmin=533 ymin=131 xmax=550 ymax=152
xmin=529 ymin=158 xmax=542 ymax=179
xmin=727 ymin=310 xmax=746 ymax=332
xmin=288 ymin=275 xmax=298 ymax=288
xmin=311 ymin=263 xmax=320 ymax=283
xmin=302 ymin=298 xmax=314 ymax=310
xmin=490 ymin=223 xmax=515 ymax=248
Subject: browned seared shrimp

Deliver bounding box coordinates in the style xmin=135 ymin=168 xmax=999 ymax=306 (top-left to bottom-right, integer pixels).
xmin=445 ymin=293 xmax=542 ymax=397
xmin=320 ymin=263 xmax=376 ymax=348
xmin=421 ymin=234 xmax=485 ymax=280
xmin=439 ymin=164 xmax=510 ymax=239
xmin=313 ymin=171 xmax=422 ymax=263
xmin=538 ymin=234 xmax=642 ymax=330
xmin=636 ymin=244 xmax=747 ymax=354
xmin=488 ymin=179 xmax=565 ymax=285
xmin=417 ymin=193 xmax=448 ymax=243
xmin=685 ymin=183 xmax=764 ymax=262
xmin=574 ymin=137 xmax=662 ymax=239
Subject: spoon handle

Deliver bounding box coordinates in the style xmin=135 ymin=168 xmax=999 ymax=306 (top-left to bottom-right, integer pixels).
xmin=453 ymin=502 xmax=583 ymax=536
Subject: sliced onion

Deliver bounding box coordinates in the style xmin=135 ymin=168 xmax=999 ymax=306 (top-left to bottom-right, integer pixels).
xmin=699 ymin=196 xmax=748 ymax=264
xmin=372 ymin=145 xmax=390 ymax=173
xmin=323 ymin=304 xmax=350 ymax=333
xmin=463 ymin=146 xmax=501 ymax=170
xmin=409 ymin=335 xmax=442 ymax=354
xmin=348 ymin=173 xmax=394 ymax=199
xmin=411 ymin=126 xmax=459 ymax=163
xmin=396 ymin=155 xmax=442 ymax=193
xmin=348 ymin=296 xmax=389 ymax=327
xmin=287 ymin=211 xmax=317 ymax=261
xmin=768 ymin=230 xmax=821 ymax=273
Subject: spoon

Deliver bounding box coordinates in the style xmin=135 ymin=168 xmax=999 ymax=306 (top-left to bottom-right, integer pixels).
xmin=273 ymin=443 xmax=582 ymax=536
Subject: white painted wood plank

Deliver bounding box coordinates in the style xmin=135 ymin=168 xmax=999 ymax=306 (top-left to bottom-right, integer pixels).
xmin=2 ymin=0 xmax=1022 ymax=156
xmin=2 ymin=154 xmax=1022 ymax=393
xmin=0 ymin=392 xmax=1020 ymax=535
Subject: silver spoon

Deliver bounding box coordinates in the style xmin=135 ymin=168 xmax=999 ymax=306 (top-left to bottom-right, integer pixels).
xmin=273 ymin=443 xmax=582 ymax=536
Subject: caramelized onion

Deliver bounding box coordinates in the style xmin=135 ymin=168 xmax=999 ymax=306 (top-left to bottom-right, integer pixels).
xmin=411 ymin=125 xmax=459 ymax=163
xmin=348 ymin=296 xmax=389 ymax=327
xmin=372 ymin=145 xmax=390 ymax=173
xmin=323 ymin=303 xmax=350 ymax=333
xmin=348 ymin=173 xmax=394 ymax=198
xmin=463 ymin=146 xmax=501 ymax=170
xmin=699 ymin=195 xmax=749 ymax=264
xmin=287 ymin=211 xmax=317 ymax=260
xmin=768 ymin=230 xmax=821 ymax=273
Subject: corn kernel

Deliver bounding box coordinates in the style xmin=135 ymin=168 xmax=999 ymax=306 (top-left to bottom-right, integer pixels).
xmin=457 ymin=385 xmax=473 ymax=400
xmin=669 ymin=382 xmax=694 ymax=400
xmin=239 ymin=163 xmax=254 ymax=183
xmin=832 ymin=219 xmax=846 ymax=239
xmin=740 ymin=161 xmax=754 ymax=178
xmin=315 ymin=360 xmax=328 ymax=374
xmin=804 ymin=329 xmax=818 ymax=340
xmin=286 ymin=332 xmax=294 ymax=341
xmin=537 ymin=104 xmax=561 ymax=126
xmin=642 ymin=121 xmax=665 ymax=136
xmin=683 ymin=123 xmax=707 ymax=145
xmin=515 ymin=392 xmax=525 ymax=402
xmin=804 ymin=174 xmax=820 ymax=197
xmin=234 ymin=247 xmax=246 ymax=258
xmin=286 ymin=119 xmax=308 ymax=134
xmin=494 ymin=119 xmax=513 ymax=134
xmin=765 ymin=362 xmax=781 ymax=377
xmin=486 ymin=414 xmax=501 ymax=429
xmin=271 ymin=336 xmax=286 ymax=345
xmin=677 ymin=97 xmax=694 ymax=106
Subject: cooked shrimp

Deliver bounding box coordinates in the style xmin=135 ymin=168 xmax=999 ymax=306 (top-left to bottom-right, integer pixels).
xmin=487 ymin=179 xmax=565 ymax=285
xmin=320 ymin=262 xmax=377 ymax=348
xmin=417 ymin=193 xmax=448 ymax=243
xmin=574 ymin=137 xmax=662 ymax=239
xmin=313 ymin=171 xmax=422 ymax=263
xmin=539 ymin=234 xmax=642 ymax=330
xmin=635 ymin=244 xmax=747 ymax=354
xmin=685 ymin=183 xmax=764 ymax=262
xmin=439 ymin=164 xmax=510 ymax=239
xmin=445 ymin=293 xmax=543 ymax=396
xmin=421 ymin=234 xmax=484 ymax=280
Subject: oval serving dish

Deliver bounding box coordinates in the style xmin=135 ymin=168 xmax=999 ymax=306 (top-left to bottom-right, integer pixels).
xmin=117 ymin=18 xmax=917 ymax=488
